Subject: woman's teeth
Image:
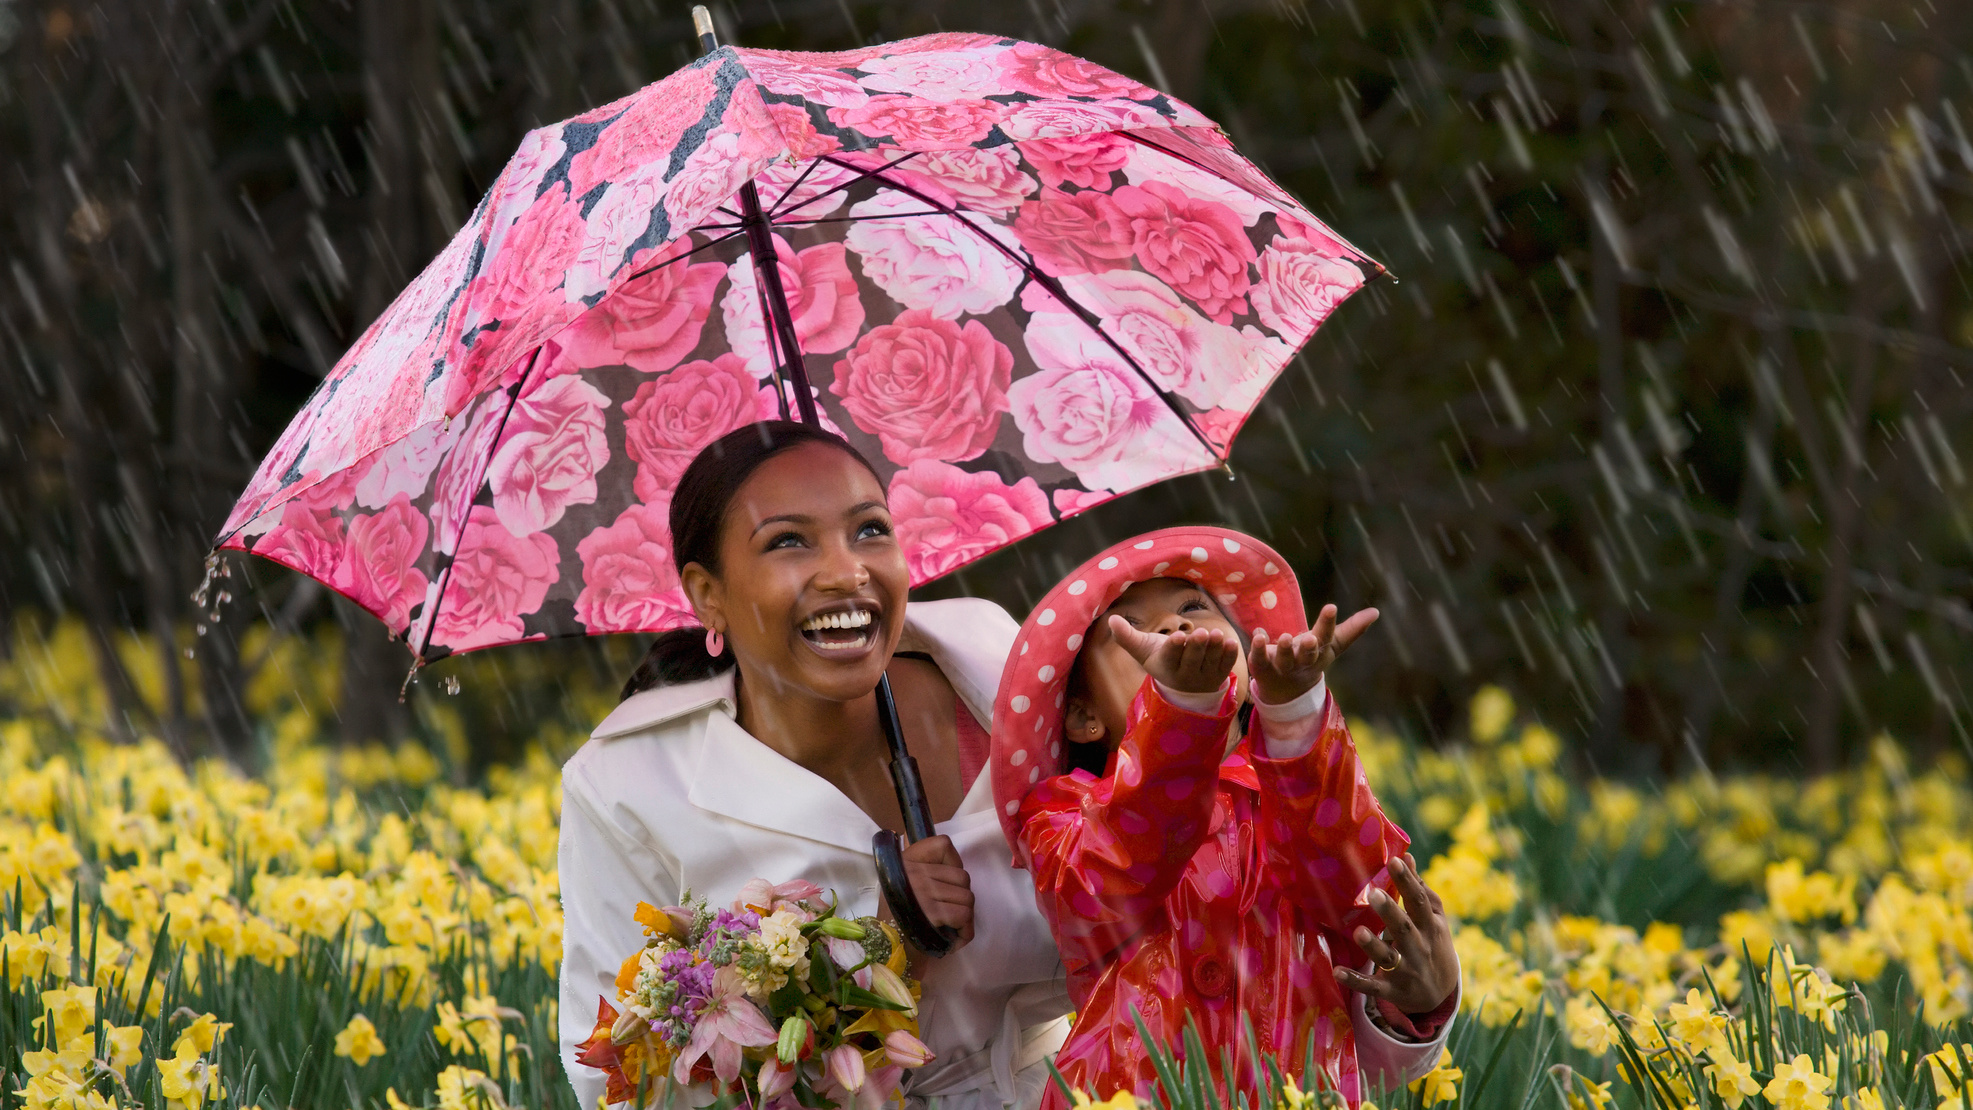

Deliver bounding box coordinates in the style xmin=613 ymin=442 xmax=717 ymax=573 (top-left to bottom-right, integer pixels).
xmin=800 ymin=609 xmax=874 ymax=632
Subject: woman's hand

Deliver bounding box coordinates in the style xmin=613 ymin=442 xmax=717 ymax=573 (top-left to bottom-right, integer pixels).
xmin=1107 ymin=617 xmax=1240 ymax=695
xmin=1249 ymin=604 xmax=1379 ymax=706
xmin=1333 ymin=853 xmax=1459 ymax=1017
xmin=896 ymin=834 xmax=975 ymax=954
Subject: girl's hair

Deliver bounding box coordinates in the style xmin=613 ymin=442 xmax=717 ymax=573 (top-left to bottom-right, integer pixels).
xmin=618 ymin=420 xmax=882 ymax=701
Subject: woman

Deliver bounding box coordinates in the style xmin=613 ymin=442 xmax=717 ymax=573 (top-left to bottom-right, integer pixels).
xmin=557 ymin=421 xmax=1070 ymax=1110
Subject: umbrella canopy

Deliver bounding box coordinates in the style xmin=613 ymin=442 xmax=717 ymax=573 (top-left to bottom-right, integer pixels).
xmin=216 ymin=32 xmax=1382 ymax=662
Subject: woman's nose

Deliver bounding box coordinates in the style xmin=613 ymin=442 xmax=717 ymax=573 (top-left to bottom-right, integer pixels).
xmin=813 ymin=537 xmax=870 ymax=592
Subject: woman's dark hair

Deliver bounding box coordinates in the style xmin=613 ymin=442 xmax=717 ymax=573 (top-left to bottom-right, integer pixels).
xmin=619 ymin=421 xmax=882 ymax=700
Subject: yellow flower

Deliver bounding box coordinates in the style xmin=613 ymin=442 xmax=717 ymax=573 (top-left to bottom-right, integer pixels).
xmin=1564 ymin=995 xmax=1619 ymax=1056
xmin=157 ymin=1047 xmax=225 ymax=1109
xmin=435 ymin=1064 xmax=506 ymax=1110
xmin=334 ymin=1013 xmax=388 ymax=1067
xmin=1706 ymin=1054 xmax=1761 ymax=1110
xmin=1845 ymin=1087 xmax=1885 ymax=1110
xmin=1764 ymin=1053 xmax=1833 ymax=1110
xmin=1471 ymin=686 xmax=1515 ymax=743
xmin=33 ymin=984 xmax=95 ymax=1048
xmin=1667 ymin=989 xmax=1727 ymax=1054
xmin=1564 ymin=1078 xmax=1613 ymax=1110
xmin=1072 ymin=1091 xmax=1141 ymax=1110
xmin=173 ymin=1012 xmax=233 ymax=1058
xmin=105 ymin=1024 xmax=146 ymax=1075
xmin=1409 ymin=1048 xmax=1463 ymax=1107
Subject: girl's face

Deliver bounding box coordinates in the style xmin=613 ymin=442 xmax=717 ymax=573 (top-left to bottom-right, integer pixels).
xmin=682 ymin=442 xmax=909 ymax=705
xmin=1066 ymin=577 xmax=1251 ymax=749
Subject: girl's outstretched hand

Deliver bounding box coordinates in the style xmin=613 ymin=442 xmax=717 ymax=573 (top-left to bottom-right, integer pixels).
xmin=1249 ymin=604 xmax=1379 ymax=705
xmin=1333 ymin=853 xmax=1459 ymax=1017
xmin=1107 ymin=617 xmax=1240 ymax=695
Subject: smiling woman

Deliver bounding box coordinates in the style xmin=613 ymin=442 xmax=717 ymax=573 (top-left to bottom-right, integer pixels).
xmin=558 ymin=421 xmax=1071 ymax=1110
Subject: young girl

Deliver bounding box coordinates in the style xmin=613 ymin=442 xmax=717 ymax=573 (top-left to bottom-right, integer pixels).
xmin=990 ymin=527 xmax=1460 ymax=1108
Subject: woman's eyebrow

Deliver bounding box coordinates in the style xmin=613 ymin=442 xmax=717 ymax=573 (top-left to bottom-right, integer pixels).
xmin=844 ymin=500 xmax=886 ymax=516
xmin=751 ymin=513 xmax=812 ymax=533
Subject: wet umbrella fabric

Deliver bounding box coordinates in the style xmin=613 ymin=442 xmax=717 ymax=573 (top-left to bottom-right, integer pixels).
xmin=216 ymin=32 xmax=1382 ymax=662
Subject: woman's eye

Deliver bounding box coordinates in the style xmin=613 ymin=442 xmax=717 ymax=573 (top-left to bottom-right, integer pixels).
xmin=767 ymin=532 xmax=804 ymax=551
xmin=856 ymin=519 xmax=892 ymax=541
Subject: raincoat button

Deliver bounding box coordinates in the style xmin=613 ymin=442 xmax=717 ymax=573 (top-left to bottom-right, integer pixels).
xmin=1191 ymin=954 xmax=1229 ymax=998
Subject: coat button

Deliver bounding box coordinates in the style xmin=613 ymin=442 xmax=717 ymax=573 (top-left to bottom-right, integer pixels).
xmin=1191 ymin=955 xmax=1229 ymax=998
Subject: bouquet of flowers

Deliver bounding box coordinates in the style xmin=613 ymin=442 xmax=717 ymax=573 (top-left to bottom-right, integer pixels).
xmin=575 ymin=879 xmax=934 ymax=1110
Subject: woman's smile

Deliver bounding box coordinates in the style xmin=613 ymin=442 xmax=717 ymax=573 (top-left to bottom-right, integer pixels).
xmin=797 ymin=600 xmax=882 ymax=656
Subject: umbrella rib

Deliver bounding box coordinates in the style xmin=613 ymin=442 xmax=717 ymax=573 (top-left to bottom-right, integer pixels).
xmin=408 ymin=349 xmax=542 ymax=668
xmin=819 ymin=154 xmax=1219 ymax=462
xmin=620 ymin=226 xmax=748 ymax=284
xmin=763 ymin=158 xmax=823 ymax=216
xmin=771 ymin=149 xmax=924 ymax=222
xmin=1119 ymin=131 xmax=1379 ymax=270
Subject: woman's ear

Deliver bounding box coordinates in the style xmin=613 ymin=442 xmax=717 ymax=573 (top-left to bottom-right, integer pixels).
xmin=1063 ymin=697 xmax=1107 ymax=747
xmin=680 ymin=562 xmax=725 ymax=633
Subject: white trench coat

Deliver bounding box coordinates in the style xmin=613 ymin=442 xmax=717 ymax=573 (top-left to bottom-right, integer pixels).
xmin=557 ymin=598 xmax=1074 ymax=1110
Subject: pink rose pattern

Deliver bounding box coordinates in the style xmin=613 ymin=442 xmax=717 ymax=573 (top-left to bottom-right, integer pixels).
xmin=574 ymin=502 xmax=694 ymax=632
xmin=432 ymin=506 xmax=563 ymax=651
xmin=721 ymin=234 xmax=866 ymax=377
xmin=220 ymin=32 xmax=1376 ymax=656
xmin=621 ymin=354 xmax=760 ymax=501
xmin=888 ymin=462 xmax=1054 ymax=580
xmin=485 ymin=372 xmax=612 ymax=534
xmin=829 ymin=310 xmax=1013 ymax=466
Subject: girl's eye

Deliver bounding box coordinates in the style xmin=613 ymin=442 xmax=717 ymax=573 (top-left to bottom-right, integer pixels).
xmin=1180 ymin=600 xmax=1209 ymax=614
xmin=856 ymin=519 xmax=892 ymax=541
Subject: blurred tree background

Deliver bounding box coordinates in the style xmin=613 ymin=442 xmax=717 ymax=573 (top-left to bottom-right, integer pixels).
xmin=1 ymin=0 xmax=1969 ymax=775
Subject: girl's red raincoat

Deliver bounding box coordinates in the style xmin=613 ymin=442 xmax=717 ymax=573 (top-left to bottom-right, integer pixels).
xmin=989 ymin=528 xmax=1453 ymax=1109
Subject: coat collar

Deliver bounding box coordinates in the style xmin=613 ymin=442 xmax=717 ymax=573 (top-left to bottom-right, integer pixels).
xmin=587 ymin=599 xmax=1015 ymax=853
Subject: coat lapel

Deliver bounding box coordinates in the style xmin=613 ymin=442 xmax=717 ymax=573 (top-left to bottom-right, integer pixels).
xmin=686 ymin=711 xmax=882 ymax=854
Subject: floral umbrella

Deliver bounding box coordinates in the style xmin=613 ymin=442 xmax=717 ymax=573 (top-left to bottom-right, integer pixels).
xmin=215 ymin=29 xmax=1381 ymax=666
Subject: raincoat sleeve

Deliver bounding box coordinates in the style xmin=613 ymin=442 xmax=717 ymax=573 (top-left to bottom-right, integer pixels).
xmin=1015 ymin=678 xmax=1234 ymax=971
xmin=558 ymin=749 xmax=689 ymax=1110
xmin=1246 ymin=690 xmax=1409 ymax=964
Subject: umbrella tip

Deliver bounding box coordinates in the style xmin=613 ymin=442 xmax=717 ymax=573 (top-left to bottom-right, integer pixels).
xmin=692 ymin=6 xmax=719 ymax=51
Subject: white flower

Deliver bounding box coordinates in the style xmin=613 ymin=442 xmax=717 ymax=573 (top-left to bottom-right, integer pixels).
xmin=759 ymin=910 xmax=811 ymax=971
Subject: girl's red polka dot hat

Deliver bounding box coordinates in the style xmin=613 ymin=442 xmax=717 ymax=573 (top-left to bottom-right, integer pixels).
xmin=990 ymin=526 xmax=1307 ymax=851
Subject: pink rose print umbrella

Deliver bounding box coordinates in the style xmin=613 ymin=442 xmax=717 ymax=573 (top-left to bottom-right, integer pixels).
xmin=214 ymin=15 xmax=1383 ymax=669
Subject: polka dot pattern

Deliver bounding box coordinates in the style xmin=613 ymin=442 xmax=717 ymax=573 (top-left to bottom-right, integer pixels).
xmin=992 ymin=526 xmax=1309 ymax=848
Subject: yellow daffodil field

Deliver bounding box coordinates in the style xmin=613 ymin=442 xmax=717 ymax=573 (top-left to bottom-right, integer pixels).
xmin=4 ymin=617 xmax=1973 ymax=1110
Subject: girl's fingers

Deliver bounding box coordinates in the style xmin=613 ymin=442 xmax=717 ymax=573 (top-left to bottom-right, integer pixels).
xmin=1332 ymin=965 xmax=1395 ymax=1000
xmin=1389 ymin=855 xmax=1439 ymax=932
xmin=1353 ymin=922 xmax=1404 ymax=969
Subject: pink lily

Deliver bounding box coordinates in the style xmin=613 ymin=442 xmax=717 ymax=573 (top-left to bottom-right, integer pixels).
xmin=673 ymin=967 xmax=779 ymax=1086
xmin=733 ymin=878 xmax=826 ymax=916
xmin=825 ymin=1043 xmax=867 ymax=1093
xmin=882 ymin=1030 xmax=934 ymax=1068
xmin=757 ymin=1057 xmax=798 ymax=1101
xmin=858 ymin=1064 xmax=905 ymax=1110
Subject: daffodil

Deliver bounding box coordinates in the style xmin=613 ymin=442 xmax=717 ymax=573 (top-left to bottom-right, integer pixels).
xmin=1410 ymin=1048 xmax=1463 ymax=1107
xmin=1706 ymin=1054 xmax=1761 ymax=1110
xmin=334 ymin=1013 xmax=388 ymax=1066
xmin=1764 ymin=1053 xmax=1834 ymax=1110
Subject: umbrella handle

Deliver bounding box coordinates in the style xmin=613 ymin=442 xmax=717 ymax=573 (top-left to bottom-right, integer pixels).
xmin=872 ymin=673 xmax=959 ymax=956
xmin=873 ymin=830 xmax=958 ymax=958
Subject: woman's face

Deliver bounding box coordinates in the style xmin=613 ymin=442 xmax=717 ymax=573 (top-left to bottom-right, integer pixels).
xmin=684 ymin=442 xmax=909 ymax=705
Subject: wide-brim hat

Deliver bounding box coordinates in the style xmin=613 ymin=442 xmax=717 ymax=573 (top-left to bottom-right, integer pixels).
xmin=990 ymin=526 xmax=1306 ymax=852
